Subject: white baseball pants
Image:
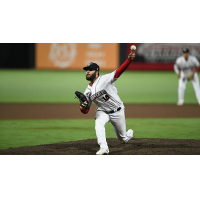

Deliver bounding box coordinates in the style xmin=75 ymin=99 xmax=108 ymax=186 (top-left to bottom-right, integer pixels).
xmin=95 ymin=108 xmax=132 ymax=149
xmin=178 ymin=73 xmax=200 ymax=104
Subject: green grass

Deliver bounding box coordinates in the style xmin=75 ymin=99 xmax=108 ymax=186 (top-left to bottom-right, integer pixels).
xmin=0 ymin=118 xmax=200 ymax=150
xmin=0 ymin=70 xmax=199 ymax=104
xmin=1 ymin=70 xmax=199 ymax=151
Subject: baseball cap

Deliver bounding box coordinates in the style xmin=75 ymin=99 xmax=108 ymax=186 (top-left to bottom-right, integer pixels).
xmin=182 ymin=48 xmax=189 ymax=53
xmin=83 ymin=62 xmax=99 ymax=71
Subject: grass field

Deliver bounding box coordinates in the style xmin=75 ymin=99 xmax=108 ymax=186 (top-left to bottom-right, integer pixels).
xmin=0 ymin=118 xmax=200 ymax=150
xmin=0 ymin=70 xmax=200 ymax=104
xmin=0 ymin=70 xmax=200 ymax=150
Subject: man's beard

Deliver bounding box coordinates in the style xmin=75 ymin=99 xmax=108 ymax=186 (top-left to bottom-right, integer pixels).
xmin=86 ymin=72 xmax=96 ymax=81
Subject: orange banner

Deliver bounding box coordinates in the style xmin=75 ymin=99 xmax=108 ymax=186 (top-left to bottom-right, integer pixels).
xmin=36 ymin=43 xmax=119 ymax=71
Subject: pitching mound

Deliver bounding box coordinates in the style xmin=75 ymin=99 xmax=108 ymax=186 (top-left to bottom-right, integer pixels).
xmin=1 ymin=138 xmax=200 ymax=155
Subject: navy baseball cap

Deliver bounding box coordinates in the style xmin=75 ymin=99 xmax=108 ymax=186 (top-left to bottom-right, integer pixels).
xmin=83 ymin=62 xmax=99 ymax=71
xmin=182 ymin=48 xmax=189 ymax=53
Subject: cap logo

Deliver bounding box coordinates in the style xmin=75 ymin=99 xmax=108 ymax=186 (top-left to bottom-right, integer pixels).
xmin=87 ymin=62 xmax=93 ymax=67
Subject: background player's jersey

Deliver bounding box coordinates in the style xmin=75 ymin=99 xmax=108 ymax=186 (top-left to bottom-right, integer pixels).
xmin=174 ymin=55 xmax=199 ymax=75
xmin=84 ymin=70 xmax=124 ymax=112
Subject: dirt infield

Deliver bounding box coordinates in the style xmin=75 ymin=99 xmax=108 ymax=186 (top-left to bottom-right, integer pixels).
xmin=0 ymin=103 xmax=200 ymax=155
xmin=1 ymin=103 xmax=200 ymax=120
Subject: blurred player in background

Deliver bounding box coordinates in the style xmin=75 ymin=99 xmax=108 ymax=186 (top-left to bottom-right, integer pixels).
xmin=174 ymin=48 xmax=200 ymax=105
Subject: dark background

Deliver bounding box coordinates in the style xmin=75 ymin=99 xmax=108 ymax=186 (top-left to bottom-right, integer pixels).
xmin=0 ymin=43 xmax=126 ymax=69
xmin=0 ymin=43 xmax=35 ymax=69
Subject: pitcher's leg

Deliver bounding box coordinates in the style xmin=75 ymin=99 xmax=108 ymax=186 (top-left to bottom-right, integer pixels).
xmin=110 ymin=109 xmax=133 ymax=143
xmin=192 ymin=73 xmax=200 ymax=104
xmin=95 ymin=111 xmax=110 ymax=149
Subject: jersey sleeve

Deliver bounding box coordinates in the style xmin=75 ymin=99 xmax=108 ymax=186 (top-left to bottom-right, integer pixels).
xmin=174 ymin=64 xmax=180 ymax=74
xmin=174 ymin=57 xmax=181 ymax=74
xmin=101 ymin=58 xmax=132 ymax=85
xmin=175 ymin=57 xmax=181 ymax=67
xmin=80 ymin=107 xmax=90 ymax=114
xmin=114 ymin=58 xmax=132 ymax=79
xmin=101 ymin=71 xmax=117 ymax=85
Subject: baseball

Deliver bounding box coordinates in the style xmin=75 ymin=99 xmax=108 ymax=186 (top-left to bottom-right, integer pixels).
xmin=131 ymin=45 xmax=136 ymax=51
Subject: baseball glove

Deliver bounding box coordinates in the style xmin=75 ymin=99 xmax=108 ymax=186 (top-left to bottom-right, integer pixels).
xmin=75 ymin=91 xmax=89 ymax=109
xmin=185 ymin=72 xmax=194 ymax=81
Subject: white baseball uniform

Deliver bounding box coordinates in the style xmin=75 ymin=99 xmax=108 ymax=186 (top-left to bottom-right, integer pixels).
xmin=82 ymin=59 xmax=133 ymax=151
xmin=174 ymin=55 xmax=200 ymax=104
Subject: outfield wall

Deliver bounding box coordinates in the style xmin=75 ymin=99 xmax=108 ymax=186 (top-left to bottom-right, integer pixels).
xmin=0 ymin=43 xmax=199 ymax=71
xmin=36 ymin=43 xmax=119 ymax=71
xmin=35 ymin=43 xmax=200 ymax=71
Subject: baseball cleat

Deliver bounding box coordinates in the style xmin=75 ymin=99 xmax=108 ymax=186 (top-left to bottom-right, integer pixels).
xmin=177 ymin=102 xmax=183 ymax=106
xmin=122 ymin=129 xmax=134 ymax=144
xmin=96 ymin=148 xmax=109 ymax=155
xmin=128 ymin=129 xmax=134 ymax=136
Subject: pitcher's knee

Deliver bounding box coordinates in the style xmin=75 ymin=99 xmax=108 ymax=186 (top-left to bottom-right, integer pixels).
xmin=95 ymin=119 xmax=105 ymax=129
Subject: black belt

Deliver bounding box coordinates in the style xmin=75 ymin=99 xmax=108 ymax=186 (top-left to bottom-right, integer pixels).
xmin=105 ymin=107 xmax=121 ymax=114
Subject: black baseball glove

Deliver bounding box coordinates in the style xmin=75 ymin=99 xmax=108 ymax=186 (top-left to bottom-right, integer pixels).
xmin=75 ymin=91 xmax=89 ymax=109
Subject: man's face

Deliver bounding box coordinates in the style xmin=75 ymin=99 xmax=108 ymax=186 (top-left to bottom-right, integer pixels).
xmin=183 ymin=52 xmax=189 ymax=60
xmin=86 ymin=69 xmax=96 ymax=81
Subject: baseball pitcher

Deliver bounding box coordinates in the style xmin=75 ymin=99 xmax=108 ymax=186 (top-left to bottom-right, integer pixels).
xmin=75 ymin=48 xmax=136 ymax=155
xmin=174 ymin=48 xmax=200 ymax=105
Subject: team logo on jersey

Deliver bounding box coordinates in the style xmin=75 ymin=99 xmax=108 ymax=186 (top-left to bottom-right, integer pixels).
xmin=91 ymin=90 xmax=107 ymax=101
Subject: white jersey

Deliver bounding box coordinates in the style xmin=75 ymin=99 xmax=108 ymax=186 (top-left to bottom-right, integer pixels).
xmin=84 ymin=70 xmax=124 ymax=112
xmin=174 ymin=55 xmax=200 ymax=76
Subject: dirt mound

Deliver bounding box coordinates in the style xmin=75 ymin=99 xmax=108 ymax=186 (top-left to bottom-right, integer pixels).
xmin=1 ymin=138 xmax=200 ymax=155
